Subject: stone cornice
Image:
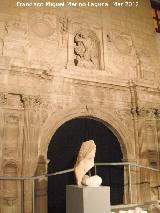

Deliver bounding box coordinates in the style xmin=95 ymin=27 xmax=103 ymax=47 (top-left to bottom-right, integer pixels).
xmin=1 ymin=66 xmax=160 ymax=93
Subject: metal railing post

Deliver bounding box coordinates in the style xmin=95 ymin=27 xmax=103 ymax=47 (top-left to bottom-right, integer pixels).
xmin=21 ymin=179 xmax=24 ymax=213
xmin=94 ymin=164 xmax=97 ymax=175
xmin=32 ymin=179 xmax=35 ymax=213
xmin=128 ymin=163 xmax=133 ymax=204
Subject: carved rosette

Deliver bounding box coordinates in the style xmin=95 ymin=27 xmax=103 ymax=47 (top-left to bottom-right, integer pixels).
xmin=21 ymin=95 xmax=42 ymax=109
xmin=113 ymin=34 xmax=133 ymax=55
xmin=29 ymin=13 xmax=56 ymax=39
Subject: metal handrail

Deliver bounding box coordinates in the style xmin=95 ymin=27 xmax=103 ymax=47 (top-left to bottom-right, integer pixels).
xmin=0 ymin=168 xmax=75 ymax=180
xmin=0 ymin=162 xmax=159 ymax=180
xmin=0 ymin=161 xmax=159 ymax=212
xmin=95 ymin=162 xmax=159 ymax=171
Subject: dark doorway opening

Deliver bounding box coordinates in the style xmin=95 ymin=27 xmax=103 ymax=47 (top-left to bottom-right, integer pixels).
xmin=47 ymin=117 xmax=124 ymax=213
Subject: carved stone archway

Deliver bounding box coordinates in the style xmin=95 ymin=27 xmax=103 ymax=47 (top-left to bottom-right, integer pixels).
xmin=39 ymin=105 xmax=134 ymax=160
xmin=36 ymin=105 xmax=136 ymax=212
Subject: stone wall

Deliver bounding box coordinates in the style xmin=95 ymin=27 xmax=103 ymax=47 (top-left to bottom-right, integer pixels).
xmin=0 ymin=0 xmax=160 ymax=212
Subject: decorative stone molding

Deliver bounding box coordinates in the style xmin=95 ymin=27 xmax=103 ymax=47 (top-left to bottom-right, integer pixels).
xmin=58 ymin=17 xmax=68 ymax=34
xmin=113 ymin=33 xmax=133 ymax=55
xmin=31 ymin=20 xmax=55 ymax=38
xmin=0 ymin=93 xmax=24 ymax=108
xmin=3 ymin=161 xmax=18 ymax=206
xmin=5 ymin=114 xmax=19 ymax=124
xmin=58 ymin=16 xmax=68 ymax=47
xmin=131 ymin=107 xmax=156 ymax=119
xmin=29 ymin=13 xmax=56 ymax=38
xmin=40 ymin=69 xmax=54 ymax=80
xmin=0 ymin=38 xmax=4 ymax=56
xmin=21 ymin=95 xmax=42 ymax=109
xmin=0 ymin=93 xmax=7 ymax=105
xmin=154 ymin=109 xmax=160 ymax=119
xmin=104 ymin=31 xmax=139 ymax=79
xmin=114 ymin=110 xmax=132 ymax=131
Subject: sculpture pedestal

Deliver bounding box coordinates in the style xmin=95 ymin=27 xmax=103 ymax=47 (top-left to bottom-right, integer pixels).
xmin=66 ymin=185 xmax=110 ymax=213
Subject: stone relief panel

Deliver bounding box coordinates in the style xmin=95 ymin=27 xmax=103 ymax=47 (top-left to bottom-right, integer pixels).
xmin=3 ymin=112 xmax=22 ymax=158
xmin=138 ymin=119 xmax=159 ymax=202
xmin=21 ymin=95 xmax=42 ymax=175
xmin=5 ymin=40 xmax=28 ymax=66
xmin=5 ymin=13 xmax=28 ymax=39
xmin=74 ymin=29 xmax=101 ymax=70
xmin=72 ymin=80 xmax=131 ymax=109
xmin=67 ymin=15 xmax=104 ymax=70
xmin=0 ymin=11 xmax=109 ymax=72
xmin=2 ymin=12 xmax=29 ymax=67
xmin=28 ymin=12 xmax=69 ymax=69
xmin=0 ymin=20 xmax=11 ymax=69
xmin=29 ymin=13 xmax=56 ymax=39
xmin=104 ymin=30 xmax=140 ymax=79
xmin=3 ymin=162 xmax=18 ymax=206
xmin=139 ymin=123 xmax=158 ymax=158
xmin=137 ymin=50 xmax=156 ymax=81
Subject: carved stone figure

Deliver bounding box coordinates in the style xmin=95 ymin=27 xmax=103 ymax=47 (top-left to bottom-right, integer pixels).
xmin=74 ymin=30 xmax=100 ymax=69
xmin=74 ymin=140 xmax=102 ymax=187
